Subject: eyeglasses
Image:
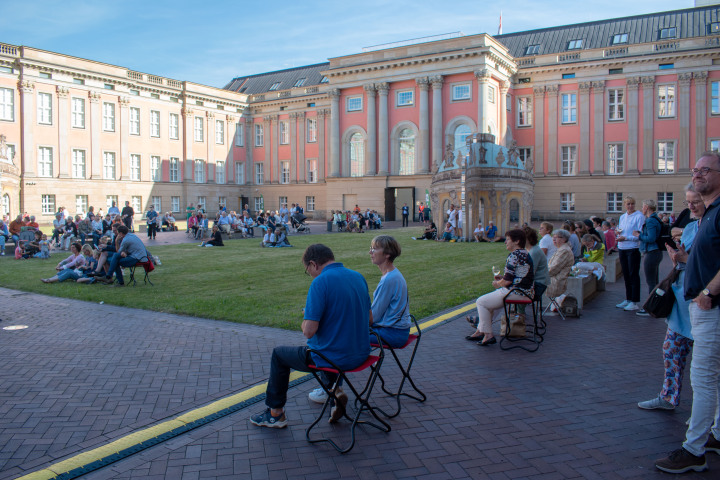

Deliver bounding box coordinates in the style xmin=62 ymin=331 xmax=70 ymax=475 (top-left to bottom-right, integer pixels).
xmin=690 ymin=167 xmax=720 ymax=177
xmin=304 ymin=262 xmax=313 ymax=276
xmin=682 ymin=200 xmax=703 ymax=206
xmin=369 ymin=247 xmax=380 ymax=253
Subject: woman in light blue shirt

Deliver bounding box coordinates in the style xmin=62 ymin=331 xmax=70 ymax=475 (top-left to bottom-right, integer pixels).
xmin=369 ymin=235 xmax=411 ymax=348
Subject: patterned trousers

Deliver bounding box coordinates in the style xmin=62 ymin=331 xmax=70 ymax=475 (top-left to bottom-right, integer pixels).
xmin=660 ymin=328 xmax=693 ymax=406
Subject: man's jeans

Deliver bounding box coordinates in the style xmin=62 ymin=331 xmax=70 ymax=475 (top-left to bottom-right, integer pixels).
xmin=683 ymin=303 xmax=720 ymax=456
xmin=106 ymin=253 xmax=138 ymax=284
xmin=265 ymin=346 xmax=336 ymax=410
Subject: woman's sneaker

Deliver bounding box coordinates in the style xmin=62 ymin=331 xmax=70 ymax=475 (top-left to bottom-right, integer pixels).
xmin=308 ymin=388 xmax=328 ymax=404
xmin=249 ymin=408 xmax=287 ymax=428
xmin=616 ymin=300 xmax=630 ymax=309
xmin=637 ymin=396 xmax=675 ymax=410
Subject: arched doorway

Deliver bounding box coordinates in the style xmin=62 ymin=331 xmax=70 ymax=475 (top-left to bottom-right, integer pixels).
xmin=509 ymin=198 xmax=519 ymax=223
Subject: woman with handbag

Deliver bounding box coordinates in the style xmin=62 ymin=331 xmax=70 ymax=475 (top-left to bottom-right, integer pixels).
xmin=638 ymin=184 xmax=705 ymax=411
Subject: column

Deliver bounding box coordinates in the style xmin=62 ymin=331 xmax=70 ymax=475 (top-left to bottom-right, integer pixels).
xmin=244 ymin=115 xmax=253 ymax=185
xmin=90 ymin=92 xmax=102 ymax=179
xmin=533 ymin=86 xmax=545 ymax=176
xmin=475 ymin=69 xmax=490 ymax=134
xmin=694 ymin=71 xmax=708 ymax=163
xmin=592 ymin=81 xmax=605 ymax=175
xmin=499 ymin=81 xmax=509 ymax=146
xmin=364 ymin=83 xmax=377 ymax=176
xmin=317 ymin=109 xmax=328 ymax=180
xmin=226 ymin=115 xmax=235 ymax=181
xmin=377 ymin=83 xmax=389 ymax=175
xmin=678 ymin=73 xmax=692 ymax=173
xmin=546 ymin=85 xmax=559 ymax=175
xmin=328 ymin=89 xmax=340 ymax=177
xmin=56 ymin=86 xmax=70 ymax=178
xmin=289 ymin=112 xmax=298 ymax=182
xmin=430 ymin=76 xmax=444 ymax=171
xmin=18 ymin=79 xmax=36 ymax=176
xmin=578 ymin=82 xmax=591 ymax=175
xmin=271 ymin=115 xmax=278 ymax=183
xmin=296 ymin=112 xmax=305 ymax=182
xmin=119 ymin=96 xmax=130 ymax=180
xmin=626 ymin=77 xmax=640 ymax=174
xmin=263 ymin=116 xmax=271 ymax=183
xmin=641 ymin=76 xmax=655 ymax=174
xmin=417 ymin=77 xmax=430 ymax=174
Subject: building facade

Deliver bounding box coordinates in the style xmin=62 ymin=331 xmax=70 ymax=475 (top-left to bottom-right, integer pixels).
xmin=1 ymin=5 xmax=719 ymax=227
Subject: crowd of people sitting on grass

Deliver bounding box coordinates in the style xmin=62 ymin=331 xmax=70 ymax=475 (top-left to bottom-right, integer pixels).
xmin=330 ymin=206 xmax=383 ymax=232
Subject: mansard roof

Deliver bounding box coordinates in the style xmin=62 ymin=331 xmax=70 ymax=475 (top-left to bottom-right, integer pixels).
xmin=495 ymin=5 xmax=720 ymax=57
xmin=223 ymin=62 xmax=329 ymax=95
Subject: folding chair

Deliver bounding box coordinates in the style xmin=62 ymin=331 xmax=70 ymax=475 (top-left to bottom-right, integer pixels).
xmin=367 ymin=315 xmax=426 ymax=418
xmin=500 ymin=288 xmax=543 ymax=352
xmin=543 ymin=294 xmax=566 ymax=321
xmin=306 ymin=331 xmax=391 ymax=454
xmin=129 ymin=258 xmax=155 ymax=286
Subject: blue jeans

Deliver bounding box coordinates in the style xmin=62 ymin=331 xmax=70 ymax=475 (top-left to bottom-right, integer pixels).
xmin=265 ymin=346 xmax=335 ymax=409
xmin=683 ymin=303 xmax=720 ymax=456
xmin=370 ymin=326 xmax=410 ymax=348
xmin=0 ymin=235 xmax=5 ymax=251
xmin=106 ymin=253 xmax=138 ymax=284
xmin=57 ymin=269 xmax=81 ymax=282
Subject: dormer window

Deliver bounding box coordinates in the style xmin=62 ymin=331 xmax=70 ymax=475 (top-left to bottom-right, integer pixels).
xmin=525 ymin=44 xmax=540 ymax=55
xmin=710 ymin=22 xmax=720 ymax=34
xmin=294 ymin=78 xmax=306 ymax=87
xmin=567 ymin=39 xmax=583 ymax=50
xmin=320 ymin=76 xmax=329 ymax=84
xmin=612 ymin=33 xmax=628 ymax=45
xmin=269 ymin=82 xmax=281 ymax=91
xmin=660 ymin=27 xmax=677 ymax=39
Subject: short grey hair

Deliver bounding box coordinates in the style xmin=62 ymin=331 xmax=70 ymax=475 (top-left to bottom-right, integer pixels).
xmin=553 ymin=229 xmax=571 ymax=242
xmin=642 ymin=199 xmax=657 ymax=211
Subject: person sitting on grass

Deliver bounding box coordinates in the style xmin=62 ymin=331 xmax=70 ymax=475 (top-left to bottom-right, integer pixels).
xmin=473 ymin=222 xmax=486 ymax=242
xmin=273 ymin=226 xmax=293 ymax=247
xmin=199 ymin=225 xmax=224 ymax=247
xmin=162 ymin=212 xmax=177 ymax=231
xmin=77 ymin=249 xmax=102 ymax=284
xmin=243 ymin=212 xmax=255 ymax=238
xmin=262 ymin=229 xmax=276 ymax=247
xmin=95 ymin=225 xmax=145 ymax=287
xmin=440 ymin=222 xmax=455 ymax=242
xmin=188 ymin=212 xmax=199 ymax=237
xmin=41 ymin=242 xmax=87 ymax=282
xmin=0 ymin=219 xmax=9 ymax=256
xmin=60 ymin=216 xmax=78 ymax=251
xmin=50 ymin=213 xmax=65 ymax=247
xmin=34 ymin=234 xmax=51 ymax=259
xmin=20 ymin=231 xmax=42 ymax=258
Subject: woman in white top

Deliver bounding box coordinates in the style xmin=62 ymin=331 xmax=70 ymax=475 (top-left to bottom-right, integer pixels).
xmin=615 ymin=196 xmax=646 ymax=312
xmin=538 ymin=222 xmax=556 ymax=259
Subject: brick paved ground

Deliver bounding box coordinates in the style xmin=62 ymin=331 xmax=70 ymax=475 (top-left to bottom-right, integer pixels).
xmin=1 ymin=256 xmax=718 ymax=479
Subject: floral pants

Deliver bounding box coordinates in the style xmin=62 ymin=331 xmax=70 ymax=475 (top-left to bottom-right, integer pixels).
xmin=660 ymin=328 xmax=693 ymax=406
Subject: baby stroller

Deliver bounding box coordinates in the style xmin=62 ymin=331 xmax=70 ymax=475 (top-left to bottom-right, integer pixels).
xmin=290 ymin=212 xmax=311 ymax=234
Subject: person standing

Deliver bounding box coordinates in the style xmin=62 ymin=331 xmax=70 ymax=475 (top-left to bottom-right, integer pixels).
xmin=401 ymin=203 xmax=409 ymax=227
xmin=615 ymin=196 xmax=645 ymax=312
xmin=145 ymin=205 xmax=159 ymax=240
xmin=655 ymin=152 xmax=720 ymax=474
xmin=121 ymin=201 xmax=135 ymax=232
xmin=634 ymin=199 xmax=663 ymax=316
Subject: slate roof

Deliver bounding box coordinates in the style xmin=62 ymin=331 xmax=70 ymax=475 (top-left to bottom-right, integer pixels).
xmin=223 ymin=62 xmax=329 ymax=95
xmin=495 ymin=5 xmax=720 ymax=58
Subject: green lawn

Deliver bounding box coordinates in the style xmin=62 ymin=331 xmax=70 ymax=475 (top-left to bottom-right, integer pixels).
xmin=0 ymin=227 xmax=507 ymax=330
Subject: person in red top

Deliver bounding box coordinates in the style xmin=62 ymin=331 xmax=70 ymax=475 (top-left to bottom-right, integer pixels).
xmin=602 ymin=220 xmax=617 ymax=253
xmin=8 ymin=215 xmax=23 ymax=244
xmin=26 ymin=215 xmax=40 ymax=231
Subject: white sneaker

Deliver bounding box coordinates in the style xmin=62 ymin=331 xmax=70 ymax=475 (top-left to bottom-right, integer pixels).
xmin=616 ymin=300 xmax=630 ymax=309
xmin=624 ymin=302 xmax=639 ymax=311
xmin=308 ymin=388 xmax=328 ymax=404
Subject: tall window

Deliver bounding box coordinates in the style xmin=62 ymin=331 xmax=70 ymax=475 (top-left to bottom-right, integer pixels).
xmin=711 ymin=139 xmax=720 ymax=153
xmin=306 ymin=196 xmax=315 ymax=212
xmin=38 ymin=147 xmax=53 ymax=177
xmin=169 ymin=113 xmax=179 ymax=139
xmin=235 ymin=162 xmax=244 ymax=184
xmin=216 ymin=161 xmax=225 ymax=184
xmin=657 ymin=192 xmax=674 ymax=213
xmin=307 ymin=159 xmax=318 ymax=183
xmin=560 ymin=193 xmax=575 ymax=212
xmin=399 ymin=129 xmax=416 ymax=175
xmin=307 ymin=118 xmax=317 ymax=142
xmin=71 ymin=149 xmax=86 ymax=178
xmin=38 ymin=92 xmax=52 ymax=124
xmin=103 ymin=102 xmax=115 ymax=131
xmin=131 ymin=196 xmax=142 ymax=213
xmin=169 ymin=157 xmax=179 ymax=182
xmin=106 ymin=195 xmax=118 ymax=209
xmin=452 ymin=84 xmax=471 ymax=101
xmin=453 ymin=124 xmax=472 ymax=163
xmin=517 ymin=97 xmax=532 ymax=126
xmin=151 ymin=156 xmax=161 ymax=181
xmin=130 ymin=154 xmax=141 ymax=181
xmin=280 ymin=121 xmax=289 ymax=144
xmin=194 ymin=117 xmax=204 ymax=142
xmin=561 ymin=93 xmax=577 ymax=124
xmin=103 ymin=152 xmax=116 ymax=179
xmin=608 ymin=89 xmax=624 ymax=121
xmin=151 ymin=196 xmax=161 ymax=211
xmin=518 ymin=148 xmax=532 ymax=169
xmin=657 ymin=141 xmax=675 ymax=173
xmin=194 ymin=159 xmax=205 ymax=183
xmin=218 ymin=196 xmax=227 ymax=209
xmin=255 ymin=123 xmax=264 ymax=146
xmin=130 ymin=107 xmax=140 ymax=135
xmin=347 ymin=96 xmax=362 ymax=112
xmin=150 ymin=110 xmax=160 ymax=137
xmin=608 ymin=143 xmax=624 ymax=175
xmin=349 ymin=132 xmax=364 ymax=177
xmin=196 ymin=196 xmax=206 ymax=210
xmin=255 ymin=163 xmax=264 ymax=184
xmin=71 ymin=98 xmax=85 ymax=128
xmin=171 ymin=196 xmax=180 ymax=213
xmin=561 ymin=146 xmax=577 ymax=176
xmin=216 ymin=120 xmax=224 ymax=144
xmin=658 ymin=85 xmax=676 ymax=118
xmin=41 ymin=194 xmax=56 ymax=215
xmin=0 ymin=87 xmax=13 ymax=121
xmin=235 ymin=122 xmax=243 ymax=146
xmin=75 ymin=195 xmax=88 ymax=215
xmin=254 ymin=196 xmax=263 ymax=212
xmin=280 ymin=161 xmax=290 ymax=184
xmin=607 ymin=193 xmax=623 ymax=213
xmin=279 ymin=196 xmax=288 ymax=208
xmin=711 ymin=81 xmax=719 ymax=116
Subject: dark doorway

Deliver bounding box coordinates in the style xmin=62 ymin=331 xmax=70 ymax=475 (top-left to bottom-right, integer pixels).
xmin=385 ymin=187 xmax=414 ymax=222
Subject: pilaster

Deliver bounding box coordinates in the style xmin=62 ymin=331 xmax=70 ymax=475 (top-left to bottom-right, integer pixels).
xmin=546 ymin=85 xmax=559 ymax=175
xmin=18 ymin=80 xmax=36 ymax=177
xmin=694 ymin=71 xmax=708 ymax=163
xmin=317 ymin=109 xmax=329 ymax=181
xmin=364 ymin=83 xmax=377 ymax=176
xmin=263 ymin=115 xmax=271 ymax=183
xmin=244 ymin=117 xmax=253 ymax=185
xmin=417 ymin=77 xmax=430 ymax=174
xmin=474 ymin=69 xmax=491 ymax=134
xmin=578 ymin=82 xmax=591 ymax=175
xmin=328 ymin=89 xmax=341 ymax=177
xmin=678 ymin=73 xmax=692 ymax=173
xmin=289 ymin=112 xmax=299 ymax=183
xmin=118 ymin=96 xmax=131 ymax=181
xmin=591 ymin=81 xmax=605 ymax=175
xmin=641 ymin=75 xmax=655 ymax=174
xmin=206 ymin=111 xmax=215 ymax=183
xmin=533 ymin=86 xmax=545 ymax=176
xmin=626 ymin=77 xmax=640 ymax=174
xmin=377 ymin=83 xmax=389 ymax=175
xmin=430 ymin=76 xmax=444 ymax=171
xmin=499 ymin=81 xmax=509 ymax=146
xmin=56 ymin=86 xmax=70 ymax=178
xmin=90 ymin=91 xmax=102 ymax=179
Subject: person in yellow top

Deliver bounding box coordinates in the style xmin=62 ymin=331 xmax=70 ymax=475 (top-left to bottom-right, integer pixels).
xmin=581 ymin=234 xmax=605 ymax=264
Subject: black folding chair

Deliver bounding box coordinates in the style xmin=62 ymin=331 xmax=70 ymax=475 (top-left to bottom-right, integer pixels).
xmin=500 ymin=288 xmax=543 ymax=352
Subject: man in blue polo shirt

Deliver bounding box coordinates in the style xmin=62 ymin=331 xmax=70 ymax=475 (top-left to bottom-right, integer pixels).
xmin=250 ymin=244 xmax=371 ymax=429
xmin=656 ymin=151 xmax=720 ymax=474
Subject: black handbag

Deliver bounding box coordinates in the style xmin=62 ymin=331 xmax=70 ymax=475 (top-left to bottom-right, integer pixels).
xmin=642 ymin=269 xmax=680 ymax=319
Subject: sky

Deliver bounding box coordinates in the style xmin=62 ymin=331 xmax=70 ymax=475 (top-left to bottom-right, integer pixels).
xmin=0 ymin=0 xmax=697 ymax=89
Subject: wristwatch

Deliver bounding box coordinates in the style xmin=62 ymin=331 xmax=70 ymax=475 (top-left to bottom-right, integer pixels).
xmin=702 ymin=288 xmax=715 ymax=299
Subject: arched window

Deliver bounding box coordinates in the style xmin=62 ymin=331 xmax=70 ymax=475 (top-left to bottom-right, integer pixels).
xmin=350 ymin=132 xmax=364 ymax=177
xmin=1 ymin=194 xmax=9 ymax=217
xmin=509 ymin=198 xmax=520 ymax=223
xmin=399 ymin=128 xmax=415 ymax=175
xmin=453 ymin=124 xmax=472 ymax=163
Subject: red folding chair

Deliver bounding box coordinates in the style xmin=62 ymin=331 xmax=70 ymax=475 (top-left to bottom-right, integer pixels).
xmin=129 ymin=259 xmax=155 ymax=286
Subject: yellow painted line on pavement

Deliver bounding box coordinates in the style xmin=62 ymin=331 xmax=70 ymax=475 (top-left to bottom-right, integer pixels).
xmin=16 ymin=304 xmax=472 ymax=480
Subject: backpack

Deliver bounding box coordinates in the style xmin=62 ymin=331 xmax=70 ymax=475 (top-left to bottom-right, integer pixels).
xmin=560 ymin=295 xmax=579 ymax=317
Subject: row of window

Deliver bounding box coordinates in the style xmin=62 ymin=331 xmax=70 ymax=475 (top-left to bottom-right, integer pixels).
xmin=252 ymin=195 xmax=315 ymax=212
xmin=343 ymin=84 xmax=484 ymax=113
xmin=557 ymin=140 xmax=680 ymax=176
xmin=252 ymin=117 xmax=318 ymax=147
xmin=560 ymin=192 xmax=674 ymax=214
xmin=515 ymin=81 xmax=720 ymax=127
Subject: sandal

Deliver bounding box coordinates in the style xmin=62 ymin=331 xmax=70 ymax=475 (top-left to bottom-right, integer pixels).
xmin=478 ymin=337 xmax=497 ymax=346
xmin=465 ymin=334 xmax=484 ymax=341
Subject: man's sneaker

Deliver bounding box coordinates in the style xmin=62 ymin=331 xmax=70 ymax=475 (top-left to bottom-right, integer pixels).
xmin=616 ymin=300 xmax=630 ymax=309
xmin=329 ymin=390 xmax=348 ymax=424
xmin=624 ymin=302 xmax=640 ymax=311
xmin=638 ymin=396 xmax=675 ymax=410
xmin=705 ymin=434 xmax=720 ymax=454
xmin=655 ymin=448 xmax=707 ymax=473
xmin=636 ymin=309 xmax=650 ymax=317
xmin=249 ymin=408 xmax=287 ymax=428
xmin=308 ymin=388 xmax=328 ymax=404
